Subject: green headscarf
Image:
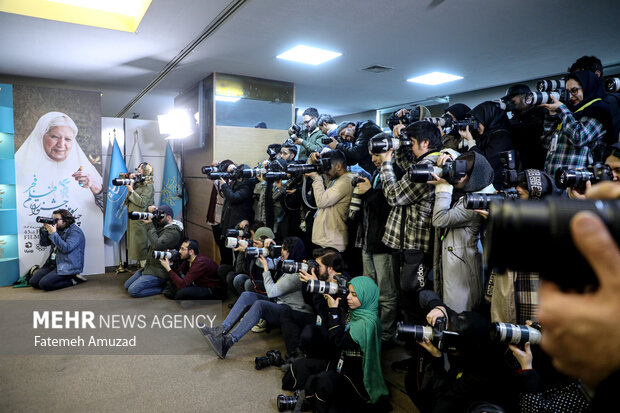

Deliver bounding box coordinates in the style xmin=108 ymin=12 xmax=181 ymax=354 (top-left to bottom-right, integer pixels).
xmin=347 ymin=276 xmax=389 ymax=403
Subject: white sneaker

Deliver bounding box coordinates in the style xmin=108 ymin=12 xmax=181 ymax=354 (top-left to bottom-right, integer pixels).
xmin=251 ymin=318 xmax=268 ymax=333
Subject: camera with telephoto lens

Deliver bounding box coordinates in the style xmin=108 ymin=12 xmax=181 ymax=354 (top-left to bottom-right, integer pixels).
xmin=347 ymin=176 xmax=366 ymax=221
xmin=484 ymin=199 xmax=620 ymax=291
xmin=524 ymin=91 xmax=569 ymax=106
xmin=36 ymin=216 xmax=58 ymax=225
xmin=554 ymin=163 xmax=613 ymax=190
xmin=321 ymin=136 xmax=338 ymax=145
xmin=423 ymin=114 xmax=454 ymax=128
xmin=245 ymin=244 xmax=282 ymax=259
xmin=224 ymin=237 xmax=248 ymax=249
xmin=112 ymin=173 xmax=145 ymax=186
xmin=129 ymin=210 xmax=166 ymax=220
xmin=205 ymin=171 xmax=234 ymax=180
xmin=386 ymin=110 xmax=416 ymax=130
xmin=500 ymin=150 xmax=519 ymax=187
xmin=226 ymin=226 xmax=250 ymax=239
xmin=254 ymin=349 xmax=284 ymax=370
xmin=408 ymin=159 xmax=467 ymax=184
xmin=282 ymin=259 xmax=319 ymax=274
xmin=491 ymin=322 xmax=541 ymax=346
xmin=396 ymin=317 xmax=461 ymax=354
xmin=451 ymin=118 xmax=480 ymax=132
xmin=286 ymin=158 xmax=332 ymax=175
xmin=277 ymin=390 xmax=309 ymax=412
xmin=464 ymin=190 xmax=519 ymax=209
xmin=201 ymin=166 xmax=220 ymax=174
xmin=368 ymin=135 xmax=412 ymax=154
xmin=235 ymin=167 xmax=267 ymax=179
xmin=537 ymin=79 xmax=566 ymax=92
xmin=606 ymin=77 xmax=620 ymax=93
xmin=152 ymin=249 xmax=179 ymax=260
xmin=264 ymin=171 xmax=289 ymax=181
xmin=306 ymin=275 xmax=348 ymax=299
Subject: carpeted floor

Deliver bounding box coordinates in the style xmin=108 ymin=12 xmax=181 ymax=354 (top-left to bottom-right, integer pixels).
xmin=0 ymin=271 xmax=416 ymax=413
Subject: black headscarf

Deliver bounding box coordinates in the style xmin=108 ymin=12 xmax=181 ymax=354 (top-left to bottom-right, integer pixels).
xmin=566 ymin=70 xmax=613 ymax=145
xmin=470 ymin=101 xmax=510 ymax=133
xmin=445 ymin=103 xmax=471 ymax=121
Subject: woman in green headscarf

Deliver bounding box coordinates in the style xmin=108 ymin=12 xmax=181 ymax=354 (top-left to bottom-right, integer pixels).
xmin=289 ymin=276 xmax=390 ymax=412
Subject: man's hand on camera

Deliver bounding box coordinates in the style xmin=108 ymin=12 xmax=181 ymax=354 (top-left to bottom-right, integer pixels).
xmin=509 ymin=342 xmax=533 ymax=370
xmin=325 ymin=294 xmax=340 ymax=308
xmin=159 ymin=257 xmax=171 ymax=271
xmin=44 ymin=223 xmax=57 ymax=234
xmin=393 ymin=123 xmax=406 ymax=138
xmin=436 ymin=153 xmax=453 ymax=167
xmin=326 ymin=138 xmax=339 ymax=150
xmin=538 ymin=210 xmax=620 ymax=388
xmin=299 ymin=268 xmax=318 ymax=283
xmin=233 ymin=242 xmax=247 ymax=253
xmin=356 ymin=178 xmax=371 ymax=195
xmin=308 ymin=152 xmax=320 ymax=164
xmin=418 ymin=337 xmax=442 ymax=358
xmin=568 ymin=181 xmax=589 ymax=199
xmin=428 ymin=172 xmax=449 ymax=187
xmin=376 ymin=149 xmax=394 ymax=164
xmin=294 ymin=137 xmax=303 ymax=145
xmin=426 ymin=307 xmax=447 ymax=327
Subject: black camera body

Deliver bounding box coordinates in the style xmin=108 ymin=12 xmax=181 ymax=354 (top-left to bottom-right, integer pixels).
xmin=554 ymin=162 xmax=613 ymax=190
xmin=152 ymin=249 xmax=179 ymax=260
xmin=321 ymin=136 xmax=338 ymax=145
xmin=112 ymin=173 xmax=145 ymax=186
xmin=306 ymin=275 xmax=348 ymax=299
xmin=464 ymin=189 xmax=518 ymax=210
xmin=282 ymin=259 xmax=318 ymax=274
xmin=451 ymin=118 xmax=479 ymax=132
xmin=499 ymin=150 xmax=519 ymax=188
xmin=129 ymin=210 xmax=166 ymax=221
xmin=255 ymin=349 xmax=284 ymax=370
xmin=368 ymin=135 xmax=412 ymax=154
xmin=396 ymin=317 xmax=461 ymax=354
xmin=408 ymin=159 xmax=467 ymax=184
xmin=36 ymin=216 xmax=58 ymax=225
xmin=289 ymin=124 xmax=304 ymax=139
xmin=286 ymin=158 xmax=332 ymax=175
xmin=386 ymin=110 xmax=415 ymax=130
xmin=226 ymin=227 xmax=250 ymax=239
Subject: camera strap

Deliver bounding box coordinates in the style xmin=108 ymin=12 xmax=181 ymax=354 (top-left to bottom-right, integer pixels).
xmin=555 ymin=98 xmax=602 ymax=131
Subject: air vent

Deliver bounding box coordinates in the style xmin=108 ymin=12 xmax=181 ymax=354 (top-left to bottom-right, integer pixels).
xmin=362 ymin=65 xmax=393 ymax=73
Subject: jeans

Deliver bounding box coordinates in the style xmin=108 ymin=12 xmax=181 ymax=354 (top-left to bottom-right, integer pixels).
xmin=29 ymin=263 xmax=76 ymax=291
xmin=232 ymin=273 xmax=265 ymax=295
xmin=124 ymin=270 xmax=165 ymax=298
xmin=362 ymin=251 xmax=397 ymax=340
xmin=222 ymin=291 xmax=287 ymax=342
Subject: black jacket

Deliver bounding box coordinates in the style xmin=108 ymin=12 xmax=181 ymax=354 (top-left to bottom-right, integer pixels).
xmin=220 ymin=177 xmax=258 ymax=231
xmin=360 ymin=171 xmax=391 ymax=254
xmin=336 ymin=120 xmax=382 ymax=174
xmin=509 ymin=106 xmax=547 ymax=171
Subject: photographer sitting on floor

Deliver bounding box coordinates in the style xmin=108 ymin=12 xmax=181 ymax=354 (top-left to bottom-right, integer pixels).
xmin=29 ymin=209 xmax=86 ymax=291
xmin=159 ymin=239 xmax=224 ymax=300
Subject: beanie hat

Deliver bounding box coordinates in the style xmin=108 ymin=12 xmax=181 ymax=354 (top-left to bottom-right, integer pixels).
xmin=253 ymin=227 xmax=275 ymax=241
xmin=158 ymin=205 xmax=174 ymax=217
xmin=518 ymin=169 xmax=554 ymax=200
xmin=462 ymin=152 xmax=494 ymax=192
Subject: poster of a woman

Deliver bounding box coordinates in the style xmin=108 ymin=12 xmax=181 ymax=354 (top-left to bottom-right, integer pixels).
xmin=13 ymin=86 xmax=104 ymax=276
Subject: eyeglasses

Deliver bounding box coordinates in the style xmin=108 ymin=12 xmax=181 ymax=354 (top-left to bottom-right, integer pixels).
xmin=568 ymin=87 xmax=582 ymax=96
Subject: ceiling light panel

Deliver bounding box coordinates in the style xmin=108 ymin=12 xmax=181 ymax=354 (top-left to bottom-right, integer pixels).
xmin=407 ymin=71 xmax=463 ymax=85
xmin=277 ymin=45 xmax=342 ymax=66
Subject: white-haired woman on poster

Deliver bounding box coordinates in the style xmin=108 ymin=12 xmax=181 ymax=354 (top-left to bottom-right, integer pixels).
xmin=15 ymin=111 xmax=104 ymax=276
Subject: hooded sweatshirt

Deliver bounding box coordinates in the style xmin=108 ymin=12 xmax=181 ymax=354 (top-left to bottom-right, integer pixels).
xmin=143 ymin=219 xmax=184 ymax=279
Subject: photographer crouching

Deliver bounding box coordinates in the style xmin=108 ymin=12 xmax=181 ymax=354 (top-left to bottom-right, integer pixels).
xmin=124 ymin=205 xmax=183 ymax=298
xmin=159 ymin=239 xmax=224 ymax=301
xmin=29 ymin=209 xmax=86 ymax=291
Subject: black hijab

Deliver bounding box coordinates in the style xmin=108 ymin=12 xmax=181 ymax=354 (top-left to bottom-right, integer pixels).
xmin=470 ymin=101 xmax=510 ymax=133
xmin=445 ymin=103 xmax=471 ymax=121
xmin=566 ymin=70 xmax=613 ymax=145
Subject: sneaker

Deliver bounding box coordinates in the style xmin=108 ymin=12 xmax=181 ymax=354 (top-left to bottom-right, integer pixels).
xmin=251 ymin=318 xmax=268 ymax=333
xmin=206 ymin=333 xmax=234 ymax=359
xmin=72 ymin=274 xmax=87 ymax=285
xmin=391 ymin=357 xmax=415 ymax=373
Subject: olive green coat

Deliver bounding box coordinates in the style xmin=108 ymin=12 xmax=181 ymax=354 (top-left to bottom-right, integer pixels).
xmin=127 ymin=183 xmax=155 ymax=261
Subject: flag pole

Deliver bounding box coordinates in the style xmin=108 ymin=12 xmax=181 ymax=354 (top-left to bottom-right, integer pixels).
xmin=115 ymin=125 xmax=129 ymax=274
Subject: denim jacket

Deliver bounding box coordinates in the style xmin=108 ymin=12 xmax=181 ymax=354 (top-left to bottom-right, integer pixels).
xmin=39 ymin=223 xmax=85 ymax=275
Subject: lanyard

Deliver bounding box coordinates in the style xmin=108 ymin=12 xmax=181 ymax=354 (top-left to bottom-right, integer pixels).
xmin=556 ymin=98 xmax=601 ymax=131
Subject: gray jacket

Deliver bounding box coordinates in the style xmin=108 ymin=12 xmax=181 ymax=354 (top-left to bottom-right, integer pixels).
xmin=262 ymin=269 xmax=313 ymax=314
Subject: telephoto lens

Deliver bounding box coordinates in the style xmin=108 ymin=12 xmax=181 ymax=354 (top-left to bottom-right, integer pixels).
xmin=152 ymin=250 xmax=179 ymax=260
xmin=408 ymin=164 xmax=435 ymax=183
xmin=201 ymin=166 xmax=218 ymax=174
xmin=606 ymin=77 xmax=620 ymax=93
xmin=286 ymin=164 xmax=317 ymax=175
xmin=282 ymin=260 xmax=308 ymax=273
xmin=224 ymin=237 xmax=248 ymax=249
xmin=264 ymin=171 xmax=288 ymax=180
xmin=423 ymin=116 xmax=451 ymax=127
xmin=524 ymin=91 xmax=560 ymax=106
xmin=491 ymin=322 xmax=541 ymax=345
xmin=306 ymin=280 xmax=338 ymax=295
xmin=237 ymin=168 xmax=266 ymax=179
xmin=396 ymin=321 xmax=433 ymax=342
xmin=464 ymin=193 xmax=509 ymax=210
xmin=451 ymin=118 xmax=479 ymax=131
xmin=368 ymin=136 xmax=412 ymax=154
xmin=129 ymin=211 xmax=153 ymax=220
xmin=484 ymin=199 xmax=620 ymax=291
xmin=206 ymin=172 xmax=233 ymax=180
xmin=226 ymin=228 xmax=249 ymax=238
xmin=36 ymin=216 xmax=57 ymax=225
xmin=554 ymin=163 xmax=613 ymax=190
xmin=536 ymin=78 xmax=566 ymax=92
xmin=347 ymin=188 xmax=363 ymax=221
xmin=112 ymin=178 xmax=134 ymax=186
xmin=277 ymin=395 xmax=298 ymax=412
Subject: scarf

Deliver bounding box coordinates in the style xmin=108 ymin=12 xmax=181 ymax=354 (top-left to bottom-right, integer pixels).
xmin=347 ymin=276 xmax=389 ymax=403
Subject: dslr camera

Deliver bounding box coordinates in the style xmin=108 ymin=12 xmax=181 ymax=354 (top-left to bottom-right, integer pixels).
xmin=282 ymin=259 xmax=319 ymax=274
xmin=347 ymin=176 xmax=366 ymax=221
xmin=386 ymin=109 xmax=416 ymax=130
xmin=129 ymin=210 xmax=166 ymax=221
xmin=368 ymin=135 xmax=412 ymax=154
xmin=224 ymin=237 xmax=249 ymax=249
xmin=529 ymin=78 xmax=569 ymax=105
xmin=464 ymin=190 xmax=519 ymax=209
xmin=152 ymin=249 xmax=179 ymax=260
xmin=288 ymin=124 xmax=304 ymax=139
xmin=36 ymin=216 xmax=58 ymax=225
xmin=286 ymin=158 xmax=332 ymax=175
xmin=226 ymin=225 xmax=251 ymax=239
xmin=408 ymin=159 xmax=467 ymax=183
xmin=306 ymin=275 xmax=348 ymax=299
xmin=245 ymin=244 xmax=282 ymax=259
xmin=451 ymin=118 xmax=479 ymax=132
xmin=255 ymin=349 xmax=284 ymax=370
xmin=606 ymin=77 xmax=620 ymax=93
xmin=396 ymin=317 xmax=461 ymax=354
xmin=112 ymin=173 xmax=145 ymax=186
xmin=554 ymin=162 xmax=613 ymax=190
xmin=491 ymin=322 xmax=541 ymax=346
xmin=500 ymin=150 xmax=519 ymax=188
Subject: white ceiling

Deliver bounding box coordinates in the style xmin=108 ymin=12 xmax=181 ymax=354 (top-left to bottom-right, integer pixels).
xmin=1 ymin=0 xmax=620 ymax=120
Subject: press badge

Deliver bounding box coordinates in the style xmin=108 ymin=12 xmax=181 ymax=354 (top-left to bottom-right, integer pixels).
xmin=315 ymin=315 xmax=322 ymax=326
xmin=336 ymin=353 xmax=344 ymax=374
xmin=549 ymin=133 xmax=559 ymax=153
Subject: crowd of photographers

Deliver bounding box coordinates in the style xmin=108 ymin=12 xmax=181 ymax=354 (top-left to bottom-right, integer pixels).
xmin=29 ymin=55 xmax=620 ymax=412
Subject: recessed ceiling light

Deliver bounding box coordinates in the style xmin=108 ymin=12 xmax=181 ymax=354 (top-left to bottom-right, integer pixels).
xmin=215 ymin=95 xmax=241 ymax=103
xmin=407 ymin=71 xmax=463 ymax=85
xmin=277 ymin=45 xmax=342 ymax=66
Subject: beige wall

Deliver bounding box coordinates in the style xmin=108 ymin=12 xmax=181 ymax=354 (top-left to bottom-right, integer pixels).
xmin=214 ymin=125 xmax=287 ymax=166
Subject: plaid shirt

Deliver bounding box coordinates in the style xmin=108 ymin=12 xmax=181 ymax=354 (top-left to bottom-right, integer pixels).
xmin=380 ymin=151 xmax=439 ymax=252
xmin=541 ymin=104 xmax=605 ymax=176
